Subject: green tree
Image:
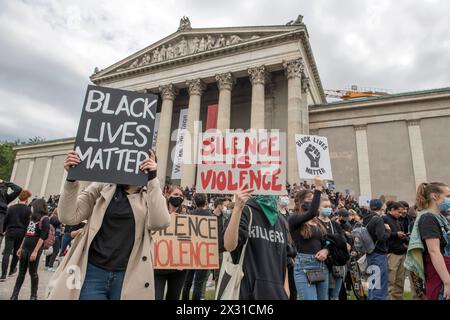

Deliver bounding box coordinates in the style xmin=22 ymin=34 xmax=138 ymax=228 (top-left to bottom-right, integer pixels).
xmin=0 ymin=142 xmax=16 ymax=180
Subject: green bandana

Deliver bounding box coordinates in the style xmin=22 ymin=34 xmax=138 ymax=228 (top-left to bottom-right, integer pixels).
xmin=254 ymin=195 xmax=279 ymax=226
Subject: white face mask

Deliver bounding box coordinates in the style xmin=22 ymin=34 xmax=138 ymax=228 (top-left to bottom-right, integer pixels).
xmin=280 ymin=196 xmax=290 ymax=207
xmin=221 ymin=207 xmax=227 ymax=214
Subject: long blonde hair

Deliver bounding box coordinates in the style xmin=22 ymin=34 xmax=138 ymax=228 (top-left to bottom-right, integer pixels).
xmin=416 ymin=182 xmax=448 ymax=211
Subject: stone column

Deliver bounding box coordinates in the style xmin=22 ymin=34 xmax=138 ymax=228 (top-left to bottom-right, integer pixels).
xmin=215 ymin=72 xmax=235 ymax=131
xmin=283 ymin=58 xmax=304 ymax=184
xmin=24 ymin=159 xmax=35 ymax=189
xmin=180 ymin=79 xmax=206 ymax=188
xmin=156 ymin=84 xmax=179 ymax=185
xmin=248 ymin=66 xmax=267 ymax=130
xmin=407 ymin=120 xmax=427 ymax=188
xmin=40 ymin=157 xmax=53 ymax=197
xmin=264 ymin=83 xmax=275 ymax=129
xmin=354 ymin=125 xmax=372 ymax=197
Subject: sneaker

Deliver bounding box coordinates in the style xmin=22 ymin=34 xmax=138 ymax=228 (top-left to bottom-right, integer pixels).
xmin=48 ymin=268 xmax=56 ymax=272
xmin=0 ymin=276 xmax=6 ymax=282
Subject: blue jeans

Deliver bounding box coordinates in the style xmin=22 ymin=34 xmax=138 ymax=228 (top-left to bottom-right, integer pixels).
xmin=367 ymin=252 xmax=388 ymax=300
xmin=294 ymin=253 xmax=329 ymax=300
xmin=59 ymin=233 xmax=72 ymax=256
xmin=79 ymin=263 xmax=125 ymax=300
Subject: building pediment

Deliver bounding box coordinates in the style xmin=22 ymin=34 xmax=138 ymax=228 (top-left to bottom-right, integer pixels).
xmin=90 ymin=25 xmax=307 ymax=84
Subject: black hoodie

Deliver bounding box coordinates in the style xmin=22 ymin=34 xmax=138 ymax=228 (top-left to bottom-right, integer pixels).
xmin=0 ymin=182 xmax=22 ymax=216
xmin=227 ymin=199 xmax=288 ymax=300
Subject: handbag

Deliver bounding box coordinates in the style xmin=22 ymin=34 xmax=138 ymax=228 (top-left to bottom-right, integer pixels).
xmin=304 ymin=268 xmax=325 ymax=284
xmin=215 ymin=206 xmax=253 ymax=300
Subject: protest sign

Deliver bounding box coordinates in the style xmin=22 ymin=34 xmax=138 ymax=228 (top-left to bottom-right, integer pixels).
xmin=195 ymin=131 xmax=286 ymax=195
xmin=68 ymin=85 xmax=158 ymax=186
xmin=295 ymin=134 xmax=333 ymax=180
xmin=171 ymin=108 xmax=189 ymax=180
xmin=153 ymin=214 xmax=219 ymax=269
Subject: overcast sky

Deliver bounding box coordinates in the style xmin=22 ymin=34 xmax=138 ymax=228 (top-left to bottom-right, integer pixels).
xmin=1 ymin=0 xmax=449 ymax=141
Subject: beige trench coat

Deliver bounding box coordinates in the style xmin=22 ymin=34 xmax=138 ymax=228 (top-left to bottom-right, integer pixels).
xmin=45 ymin=178 xmax=170 ymax=300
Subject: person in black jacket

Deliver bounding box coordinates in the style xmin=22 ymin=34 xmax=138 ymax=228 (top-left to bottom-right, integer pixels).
xmin=279 ymin=195 xmax=297 ymax=300
xmin=45 ymin=208 xmax=62 ymax=271
xmin=0 ymin=189 xmax=32 ymax=281
xmin=0 ymin=180 xmax=22 ymax=248
xmin=223 ymin=186 xmax=289 ymax=300
xmin=363 ymin=199 xmax=391 ymax=300
xmin=10 ymin=198 xmax=50 ymax=300
xmin=383 ymin=202 xmax=407 ymax=300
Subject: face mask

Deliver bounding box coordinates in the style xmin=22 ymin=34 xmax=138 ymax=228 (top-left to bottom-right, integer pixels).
xmin=169 ymin=196 xmax=183 ymax=208
xmin=301 ymin=202 xmax=311 ymax=212
xmin=438 ymin=198 xmax=450 ymax=212
xmin=321 ymin=208 xmax=332 ymax=217
xmin=280 ymin=196 xmax=289 ymax=207
xmin=221 ymin=207 xmax=227 ymax=215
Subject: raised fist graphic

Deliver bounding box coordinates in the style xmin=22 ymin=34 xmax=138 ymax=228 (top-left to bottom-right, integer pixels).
xmin=305 ymin=144 xmax=320 ymax=168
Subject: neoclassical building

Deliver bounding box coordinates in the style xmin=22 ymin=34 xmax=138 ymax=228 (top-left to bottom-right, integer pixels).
xmin=10 ymin=18 xmax=450 ymax=204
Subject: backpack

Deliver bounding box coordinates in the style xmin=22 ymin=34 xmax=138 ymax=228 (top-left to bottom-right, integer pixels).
xmin=351 ymin=216 xmax=379 ymax=254
xmin=39 ymin=217 xmax=56 ymax=250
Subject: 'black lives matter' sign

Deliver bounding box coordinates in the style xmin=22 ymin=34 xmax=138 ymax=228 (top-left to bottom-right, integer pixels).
xmin=68 ymin=85 xmax=158 ymax=186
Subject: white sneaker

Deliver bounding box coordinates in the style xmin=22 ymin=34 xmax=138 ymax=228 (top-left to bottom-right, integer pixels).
xmin=48 ymin=268 xmax=57 ymax=272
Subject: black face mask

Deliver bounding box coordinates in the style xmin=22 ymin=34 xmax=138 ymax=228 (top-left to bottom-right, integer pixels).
xmin=169 ymin=196 xmax=183 ymax=208
xmin=301 ymin=202 xmax=311 ymax=212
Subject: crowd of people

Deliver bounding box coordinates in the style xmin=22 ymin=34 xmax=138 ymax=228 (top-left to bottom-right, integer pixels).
xmin=0 ymin=151 xmax=449 ymax=301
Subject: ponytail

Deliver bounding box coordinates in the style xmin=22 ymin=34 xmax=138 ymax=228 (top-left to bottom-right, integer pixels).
xmin=416 ymin=182 xmax=448 ymax=211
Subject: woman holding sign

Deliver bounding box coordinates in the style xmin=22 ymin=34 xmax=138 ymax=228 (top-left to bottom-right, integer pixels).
xmin=154 ymin=185 xmax=188 ymax=300
xmin=45 ymin=150 xmax=170 ymax=300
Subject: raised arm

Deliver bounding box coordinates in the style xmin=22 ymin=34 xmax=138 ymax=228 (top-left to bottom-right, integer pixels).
xmin=289 ymin=189 xmax=322 ymax=232
xmin=5 ymin=182 xmax=22 ymax=204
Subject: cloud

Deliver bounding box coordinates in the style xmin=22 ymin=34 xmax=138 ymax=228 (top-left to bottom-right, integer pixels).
xmin=1 ymin=0 xmax=449 ymax=141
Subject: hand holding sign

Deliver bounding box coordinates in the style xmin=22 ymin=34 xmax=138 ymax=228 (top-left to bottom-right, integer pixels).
xmin=234 ymin=185 xmax=254 ymax=211
xmin=313 ymin=176 xmax=324 ymax=192
xmin=139 ymin=149 xmax=157 ymax=173
xmin=64 ymin=150 xmax=81 ymax=172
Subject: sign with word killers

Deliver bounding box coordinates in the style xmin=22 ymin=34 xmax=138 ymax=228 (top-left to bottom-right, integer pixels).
xmin=196 ymin=131 xmax=286 ymax=195
xmin=295 ymin=134 xmax=333 ymax=180
xmin=153 ymin=214 xmax=219 ymax=269
xmin=68 ymin=85 xmax=158 ymax=186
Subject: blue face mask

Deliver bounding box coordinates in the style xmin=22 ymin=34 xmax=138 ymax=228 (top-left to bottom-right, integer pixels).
xmin=438 ymin=198 xmax=450 ymax=212
xmin=321 ymin=207 xmax=333 ymax=217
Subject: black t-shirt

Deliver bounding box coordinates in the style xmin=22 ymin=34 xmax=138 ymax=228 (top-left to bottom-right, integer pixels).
xmin=418 ymin=213 xmax=447 ymax=255
xmin=23 ymin=217 xmax=50 ymax=251
xmin=88 ymin=187 xmax=136 ymax=271
xmin=226 ymin=200 xmax=288 ymax=300
xmin=49 ymin=216 xmax=62 ymax=236
xmin=4 ymin=203 xmax=31 ymax=237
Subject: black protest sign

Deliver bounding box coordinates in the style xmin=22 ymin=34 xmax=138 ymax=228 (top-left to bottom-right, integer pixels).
xmin=68 ymin=85 xmax=158 ymax=186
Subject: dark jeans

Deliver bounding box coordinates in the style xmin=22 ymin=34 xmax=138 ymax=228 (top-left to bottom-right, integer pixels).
xmin=182 ymin=269 xmax=208 ymax=300
xmin=1 ymin=235 xmax=23 ymax=278
xmin=79 ymin=263 xmax=125 ymax=300
xmin=367 ymin=252 xmax=388 ymax=300
xmin=45 ymin=236 xmax=60 ymax=268
xmin=12 ymin=248 xmax=43 ymax=299
xmin=154 ymin=270 xmax=187 ymax=300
